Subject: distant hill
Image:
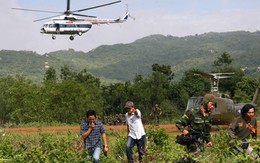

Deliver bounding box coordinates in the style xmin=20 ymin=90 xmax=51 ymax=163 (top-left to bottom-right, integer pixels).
xmin=1 ymin=31 xmax=260 ymax=84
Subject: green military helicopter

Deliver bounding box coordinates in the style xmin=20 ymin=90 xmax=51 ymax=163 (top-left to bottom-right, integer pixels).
xmin=185 ymin=71 xmax=259 ymax=125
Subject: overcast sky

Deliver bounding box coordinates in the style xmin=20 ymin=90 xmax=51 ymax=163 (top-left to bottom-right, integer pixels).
xmin=2 ymin=0 xmax=260 ymax=54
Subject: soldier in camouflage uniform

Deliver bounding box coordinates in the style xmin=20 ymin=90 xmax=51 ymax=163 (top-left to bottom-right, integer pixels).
xmin=176 ymin=94 xmax=215 ymax=160
xmin=150 ymin=104 xmax=162 ymax=124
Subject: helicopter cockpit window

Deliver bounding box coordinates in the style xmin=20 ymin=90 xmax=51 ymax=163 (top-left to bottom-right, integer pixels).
xmin=226 ymin=103 xmax=233 ymax=112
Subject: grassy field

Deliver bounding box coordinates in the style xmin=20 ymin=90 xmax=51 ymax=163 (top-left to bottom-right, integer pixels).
xmin=1 ymin=125 xmax=260 ymax=162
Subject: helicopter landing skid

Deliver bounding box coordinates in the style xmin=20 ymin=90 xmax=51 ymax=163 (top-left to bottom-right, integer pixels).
xmin=51 ymin=34 xmax=77 ymax=40
xmin=69 ymin=35 xmax=75 ymax=40
xmin=69 ymin=33 xmax=82 ymax=40
xmin=52 ymin=35 xmax=56 ymax=40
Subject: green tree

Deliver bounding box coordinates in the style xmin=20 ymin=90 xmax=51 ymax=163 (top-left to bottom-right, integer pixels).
xmin=60 ymin=65 xmax=76 ymax=81
xmin=213 ymin=52 xmax=233 ymax=68
xmin=233 ymin=76 xmax=259 ymax=103
xmin=102 ymin=83 xmax=128 ymax=115
xmin=0 ymin=75 xmax=42 ymax=123
xmin=179 ymin=69 xmax=211 ymax=97
xmin=150 ymin=64 xmax=174 ymax=104
xmin=75 ymin=68 xmax=100 ymax=87
xmin=212 ymin=53 xmax=244 ymax=97
xmin=44 ymin=67 xmax=57 ymax=82
xmin=152 ymin=63 xmax=174 ymax=80
xmin=42 ymin=79 xmax=103 ymax=123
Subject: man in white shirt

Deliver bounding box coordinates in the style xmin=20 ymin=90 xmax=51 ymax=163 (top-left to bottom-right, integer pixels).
xmin=125 ymin=101 xmax=146 ymax=163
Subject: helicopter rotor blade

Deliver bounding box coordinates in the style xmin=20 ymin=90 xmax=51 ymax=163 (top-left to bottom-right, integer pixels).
xmin=67 ymin=0 xmax=70 ymax=11
xmin=72 ymin=13 xmax=96 ymax=18
xmin=12 ymin=8 xmax=61 ymax=14
xmin=33 ymin=14 xmax=64 ymax=22
xmin=192 ymin=70 xmax=215 ymax=79
xmin=251 ymin=76 xmax=260 ymax=106
xmin=72 ymin=0 xmax=121 ymax=13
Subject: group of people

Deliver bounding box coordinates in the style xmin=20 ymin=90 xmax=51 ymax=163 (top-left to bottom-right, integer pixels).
xmin=176 ymin=94 xmax=257 ymax=162
xmin=79 ymin=95 xmax=258 ymax=163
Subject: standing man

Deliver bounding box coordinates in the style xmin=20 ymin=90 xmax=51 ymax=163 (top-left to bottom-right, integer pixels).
xmin=80 ymin=110 xmax=108 ymax=163
xmin=176 ymin=94 xmax=215 ymax=157
xmin=125 ymin=101 xmax=146 ymax=163
xmin=228 ymin=104 xmax=257 ymax=155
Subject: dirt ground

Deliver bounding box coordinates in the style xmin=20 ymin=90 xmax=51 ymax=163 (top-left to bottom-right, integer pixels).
xmin=0 ymin=124 xmax=235 ymax=134
xmin=4 ymin=122 xmax=260 ymax=136
xmin=4 ymin=124 xmax=174 ymax=132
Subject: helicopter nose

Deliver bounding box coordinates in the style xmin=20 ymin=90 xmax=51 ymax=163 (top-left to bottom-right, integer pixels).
xmin=40 ymin=28 xmax=46 ymax=33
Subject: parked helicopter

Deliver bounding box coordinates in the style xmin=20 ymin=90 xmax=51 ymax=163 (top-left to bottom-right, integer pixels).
xmin=12 ymin=0 xmax=129 ymax=40
xmin=185 ymin=71 xmax=259 ymax=125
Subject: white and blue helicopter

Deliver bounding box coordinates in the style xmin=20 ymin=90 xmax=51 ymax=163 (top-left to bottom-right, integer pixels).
xmin=12 ymin=0 xmax=129 ymax=40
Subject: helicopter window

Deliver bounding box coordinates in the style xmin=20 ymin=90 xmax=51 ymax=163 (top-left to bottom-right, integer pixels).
xmin=83 ymin=24 xmax=91 ymax=28
xmin=226 ymin=103 xmax=233 ymax=112
xmin=66 ymin=24 xmax=72 ymax=27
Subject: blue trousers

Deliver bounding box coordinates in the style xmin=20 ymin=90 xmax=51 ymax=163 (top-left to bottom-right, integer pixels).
xmin=126 ymin=135 xmax=146 ymax=162
xmin=87 ymin=147 xmax=101 ymax=163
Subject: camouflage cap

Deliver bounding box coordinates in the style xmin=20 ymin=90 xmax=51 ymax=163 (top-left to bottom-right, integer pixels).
xmin=124 ymin=101 xmax=134 ymax=108
xmin=203 ymin=94 xmax=215 ymax=104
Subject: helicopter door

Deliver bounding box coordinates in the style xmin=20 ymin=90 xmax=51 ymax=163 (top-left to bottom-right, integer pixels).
xmin=54 ymin=23 xmax=60 ymax=33
xmin=75 ymin=24 xmax=82 ymax=36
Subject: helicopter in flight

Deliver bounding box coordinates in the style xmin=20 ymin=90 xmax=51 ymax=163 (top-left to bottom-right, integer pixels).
xmin=185 ymin=70 xmax=259 ymax=125
xmin=12 ymin=0 xmax=129 ymax=40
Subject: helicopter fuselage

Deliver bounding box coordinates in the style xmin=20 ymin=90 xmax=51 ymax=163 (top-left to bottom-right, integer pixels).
xmin=40 ymin=19 xmax=92 ymax=39
xmin=185 ymin=95 xmax=240 ymax=125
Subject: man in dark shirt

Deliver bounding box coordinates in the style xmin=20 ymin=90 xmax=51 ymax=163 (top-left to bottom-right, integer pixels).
xmin=228 ymin=104 xmax=257 ymax=154
xmin=80 ymin=110 xmax=108 ymax=163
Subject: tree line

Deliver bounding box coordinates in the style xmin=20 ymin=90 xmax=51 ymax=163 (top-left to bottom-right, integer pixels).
xmin=0 ymin=52 xmax=258 ymax=125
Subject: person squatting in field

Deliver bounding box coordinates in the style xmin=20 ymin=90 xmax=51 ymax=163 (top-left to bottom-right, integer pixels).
xmin=125 ymin=101 xmax=146 ymax=163
xmin=175 ymin=94 xmax=215 ymax=162
xmin=80 ymin=110 xmax=108 ymax=163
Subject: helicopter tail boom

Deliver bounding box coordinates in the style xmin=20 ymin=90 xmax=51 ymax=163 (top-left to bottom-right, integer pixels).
xmin=88 ymin=11 xmax=129 ymax=25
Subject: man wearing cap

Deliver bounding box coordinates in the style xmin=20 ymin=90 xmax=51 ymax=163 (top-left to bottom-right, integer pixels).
xmin=176 ymin=94 xmax=215 ymax=155
xmin=124 ymin=101 xmax=146 ymax=163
